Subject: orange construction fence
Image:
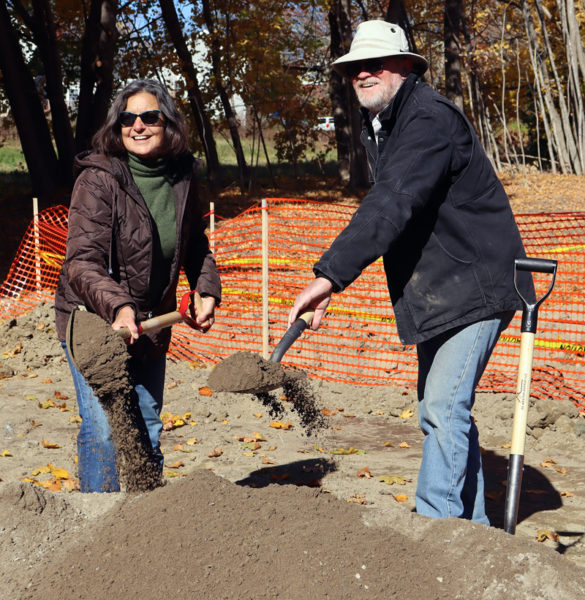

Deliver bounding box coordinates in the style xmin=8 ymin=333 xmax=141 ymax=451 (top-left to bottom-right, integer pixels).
xmin=1 ymin=198 xmax=584 ymax=411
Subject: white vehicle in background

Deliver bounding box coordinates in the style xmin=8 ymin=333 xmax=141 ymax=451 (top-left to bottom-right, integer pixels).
xmin=316 ymin=116 xmax=335 ymax=131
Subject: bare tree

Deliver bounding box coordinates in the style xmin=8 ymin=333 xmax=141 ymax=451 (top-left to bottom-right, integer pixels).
xmin=159 ymin=0 xmax=222 ymax=190
xmin=328 ymin=0 xmax=368 ymax=189
xmin=444 ymin=0 xmax=464 ymax=110
xmin=200 ymin=0 xmax=250 ymax=194
xmin=0 ymin=1 xmax=60 ymax=199
xmin=75 ymin=0 xmax=118 ymax=152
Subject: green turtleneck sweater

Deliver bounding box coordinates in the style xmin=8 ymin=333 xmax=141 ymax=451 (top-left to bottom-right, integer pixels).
xmin=128 ymin=153 xmax=177 ymax=305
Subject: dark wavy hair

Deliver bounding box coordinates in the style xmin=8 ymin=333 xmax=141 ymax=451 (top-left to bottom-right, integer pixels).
xmin=91 ymin=79 xmax=189 ymax=158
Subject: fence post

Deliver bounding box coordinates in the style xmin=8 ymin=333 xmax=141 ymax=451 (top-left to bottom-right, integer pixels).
xmin=209 ymin=201 xmax=215 ymax=253
xmin=261 ymin=199 xmax=269 ymax=358
xmin=33 ymin=197 xmax=41 ymax=291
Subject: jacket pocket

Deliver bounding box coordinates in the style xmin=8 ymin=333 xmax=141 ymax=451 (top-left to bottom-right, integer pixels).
xmin=402 ymin=233 xmax=486 ymax=332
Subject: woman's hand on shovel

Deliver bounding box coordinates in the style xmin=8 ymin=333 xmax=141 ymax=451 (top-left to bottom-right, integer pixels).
xmin=183 ymin=294 xmax=216 ymax=332
xmin=289 ymin=277 xmax=333 ymax=330
xmin=112 ymin=305 xmax=140 ymax=344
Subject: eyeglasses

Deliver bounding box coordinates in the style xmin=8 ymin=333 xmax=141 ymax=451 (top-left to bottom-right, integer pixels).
xmin=118 ymin=109 xmax=163 ymax=127
xmin=346 ymin=59 xmax=386 ymax=78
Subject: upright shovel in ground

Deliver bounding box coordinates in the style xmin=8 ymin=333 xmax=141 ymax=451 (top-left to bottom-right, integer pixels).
xmin=504 ymin=257 xmax=557 ymax=534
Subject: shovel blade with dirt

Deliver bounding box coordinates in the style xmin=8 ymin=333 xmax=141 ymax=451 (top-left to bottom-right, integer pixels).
xmin=207 ymin=311 xmax=314 ymax=394
xmin=65 ymin=290 xmax=206 ymax=377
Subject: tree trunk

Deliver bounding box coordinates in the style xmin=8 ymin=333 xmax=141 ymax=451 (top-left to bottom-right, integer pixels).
xmin=31 ymin=0 xmax=75 ymax=187
xmin=200 ymin=0 xmax=249 ymax=194
xmin=0 ymin=2 xmax=59 ymax=199
xmin=158 ymin=0 xmax=222 ymax=190
xmin=328 ymin=0 xmax=368 ymax=189
xmin=444 ymin=0 xmax=464 ymax=111
xmin=75 ymin=0 xmax=118 ymax=152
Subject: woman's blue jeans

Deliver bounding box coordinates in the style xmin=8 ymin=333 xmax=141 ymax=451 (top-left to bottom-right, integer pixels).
xmin=62 ymin=342 xmax=166 ymax=493
xmin=415 ymin=312 xmax=514 ymax=524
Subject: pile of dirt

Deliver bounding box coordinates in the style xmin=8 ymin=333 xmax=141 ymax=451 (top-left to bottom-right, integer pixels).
xmin=1 ymin=292 xmax=585 ymax=595
xmin=4 ymin=470 xmax=585 ymax=600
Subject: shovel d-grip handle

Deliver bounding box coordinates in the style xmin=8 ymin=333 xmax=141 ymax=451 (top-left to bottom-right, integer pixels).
xmin=514 ymin=258 xmax=557 ymax=334
xmin=504 ymin=257 xmax=557 ymax=534
xmin=269 ymin=310 xmax=314 ymax=364
xmin=117 ymin=290 xmax=206 ymax=339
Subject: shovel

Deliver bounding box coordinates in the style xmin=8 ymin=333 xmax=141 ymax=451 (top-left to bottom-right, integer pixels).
xmin=504 ymin=257 xmax=557 ymax=534
xmin=66 ymin=290 xmax=206 ymax=373
xmin=208 ymin=310 xmax=314 ymax=394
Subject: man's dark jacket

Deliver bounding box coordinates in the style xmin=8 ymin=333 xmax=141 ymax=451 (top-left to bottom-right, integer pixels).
xmin=54 ymin=151 xmax=221 ymax=358
xmin=314 ymin=74 xmax=531 ymax=345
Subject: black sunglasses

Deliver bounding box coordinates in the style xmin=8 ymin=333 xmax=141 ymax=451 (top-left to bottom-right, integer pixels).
xmin=346 ymin=59 xmax=386 ymax=78
xmin=118 ymin=109 xmax=163 ymax=127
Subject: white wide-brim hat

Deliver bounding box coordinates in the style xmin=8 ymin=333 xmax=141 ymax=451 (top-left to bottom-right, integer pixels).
xmin=332 ymin=20 xmax=428 ymax=76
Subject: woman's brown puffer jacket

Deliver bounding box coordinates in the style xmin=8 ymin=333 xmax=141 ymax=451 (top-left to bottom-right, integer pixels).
xmin=54 ymin=150 xmax=221 ymax=359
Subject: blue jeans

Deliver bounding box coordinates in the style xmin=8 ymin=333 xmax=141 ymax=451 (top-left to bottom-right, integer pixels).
xmin=62 ymin=343 xmax=166 ymax=493
xmin=415 ymin=312 xmax=514 ymax=524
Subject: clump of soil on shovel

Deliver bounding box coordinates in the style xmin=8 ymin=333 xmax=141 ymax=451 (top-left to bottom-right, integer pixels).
xmin=209 ymin=351 xmax=327 ymax=435
xmin=68 ymin=310 xmax=163 ymax=492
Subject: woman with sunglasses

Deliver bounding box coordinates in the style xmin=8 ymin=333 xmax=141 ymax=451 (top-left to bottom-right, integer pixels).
xmin=54 ymin=79 xmax=221 ymax=493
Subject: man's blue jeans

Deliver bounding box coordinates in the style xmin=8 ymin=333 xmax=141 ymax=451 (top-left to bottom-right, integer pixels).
xmin=415 ymin=312 xmax=514 ymax=524
xmin=62 ymin=343 xmax=166 ymax=493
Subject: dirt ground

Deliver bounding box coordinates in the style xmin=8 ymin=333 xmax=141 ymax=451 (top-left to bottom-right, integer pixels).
xmin=1 ymin=171 xmax=585 ymax=599
xmin=1 ymin=302 xmax=585 ymax=599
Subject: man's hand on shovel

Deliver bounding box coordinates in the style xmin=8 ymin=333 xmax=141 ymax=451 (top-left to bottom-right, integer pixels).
xmin=289 ymin=277 xmax=333 ymax=331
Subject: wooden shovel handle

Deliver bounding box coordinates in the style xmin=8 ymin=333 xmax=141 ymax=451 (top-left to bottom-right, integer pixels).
xmin=116 ymin=291 xmax=209 ymax=339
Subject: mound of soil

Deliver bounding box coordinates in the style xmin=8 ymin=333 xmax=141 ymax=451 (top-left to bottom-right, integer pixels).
xmin=1 ymin=303 xmax=585 ymax=599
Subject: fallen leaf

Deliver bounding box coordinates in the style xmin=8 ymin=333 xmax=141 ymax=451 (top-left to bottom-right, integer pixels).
xmin=242 ymin=442 xmax=262 ymax=451
xmin=540 ymin=458 xmax=557 ymax=468
xmin=253 ymin=413 xmax=262 ymax=418
xmin=399 ymin=442 xmax=410 ymax=448
xmin=186 ymin=437 xmax=197 ymax=446
xmin=393 ymin=494 xmax=409 ymax=503
xmin=70 ymin=415 xmax=82 ymax=424
xmin=342 ymin=413 xmax=356 ymax=418
xmin=166 ymin=381 xmax=179 ymax=390
xmin=54 ymin=391 xmax=68 ymax=400
xmin=555 ymin=466 xmax=567 ymax=474
xmin=358 ymin=466 xmax=372 ymax=478
xmin=536 ymin=529 xmax=559 ymax=543
xmin=50 ymin=467 xmax=70 ymax=479
xmin=41 ymin=379 xmax=52 ymax=384
xmin=2 ymin=343 xmax=22 ymax=358
xmin=188 ymin=359 xmax=207 ymax=369
xmin=501 ymin=443 xmax=512 ymax=449
xmin=172 ymin=443 xmax=184 ymax=451
xmin=41 ymin=440 xmax=61 ymax=449
xmin=269 ymin=421 xmax=293 ymax=430
xmin=166 ymin=460 xmax=184 ymax=469
xmin=32 ymin=465 xmax=52 ymax=475
xmin=262 ymin=459 xmax=276 ymax=465
xmin=383 ymin=442 xmax=394 ymax=447
xmin=321 ymin=408 xmax=337 ymax=416
xmin=1 ymin=450 xmax=12 ymax=457
xmin=379 ymin=475 xmax=410 ymax=485
xmin=208 ymin=448 xmax=223 ymax=458
xmin=347 ymin=493 xmax=367 ymax=504
xmin=38 ymin=399 xmax=55 ymax=409
xmin=199 ymin=386 xmax=213 ymax=396
xmin=330 ymin=446 xmax=366 ymax=455
xmin=560 ymin=490 xmax=574 ymax=497
xmin=30 ymin=420 xmax=42 ymax=427
xmin=399 ymin=408 xmax=414 ymax=419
